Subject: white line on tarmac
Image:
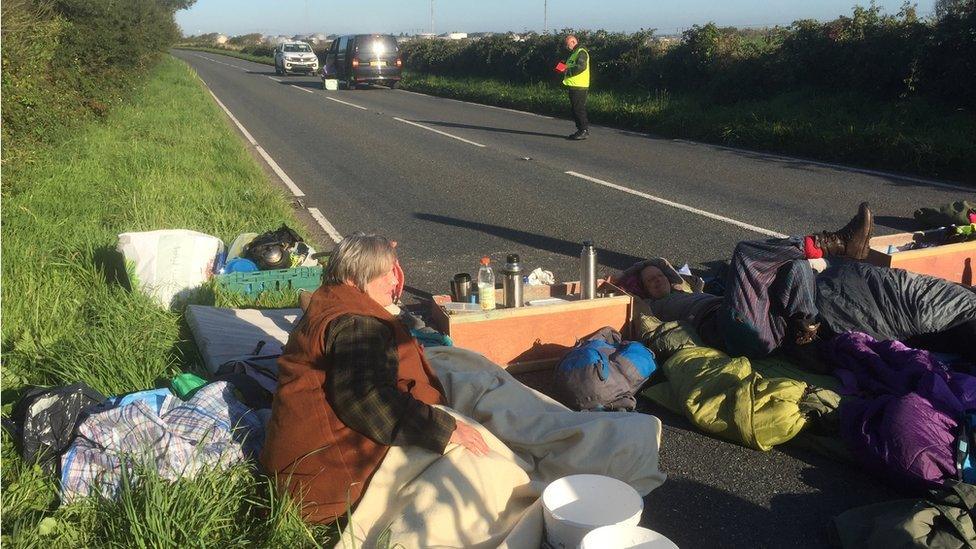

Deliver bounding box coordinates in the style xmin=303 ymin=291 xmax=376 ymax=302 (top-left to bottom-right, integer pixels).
xmin=393 ymin=117 xmax=487 ymax=148
xmin=308 ymin=208 xmax=344 ymax=243
xmin=267 ymin=76 xmax=282 ymax=82
xmin=254 ymin=146 xmax=305 ymax=197
xmin=204 ymin=87 xmax=306 ymax=198
xmin=325 ymin=96 xmax=368 ymax=110
xmin=565 ymin=171 xmax=789 ymax=238
xmin=206 ymin=89 xmax=257 ymax=146
xmin=292 ymin=85 xmax=314 ymax=94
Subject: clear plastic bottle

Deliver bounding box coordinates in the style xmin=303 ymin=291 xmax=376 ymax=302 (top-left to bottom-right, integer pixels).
xmin=478 ymin=256 xmax=496 ymax=310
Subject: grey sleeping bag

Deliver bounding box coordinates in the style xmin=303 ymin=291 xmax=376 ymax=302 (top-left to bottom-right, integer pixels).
xmin=816 ymin=262 xmax=976 ymax=341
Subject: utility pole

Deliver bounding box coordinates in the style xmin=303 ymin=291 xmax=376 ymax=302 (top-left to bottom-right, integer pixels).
xmin=544 ymin=0 xmax=548 ymax=34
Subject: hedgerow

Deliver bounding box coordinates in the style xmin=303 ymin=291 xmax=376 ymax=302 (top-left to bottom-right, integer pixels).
xmin=400 ymin=2 xmax=976 ymax=109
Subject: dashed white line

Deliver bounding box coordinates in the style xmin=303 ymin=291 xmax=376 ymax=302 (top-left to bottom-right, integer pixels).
xmin=308 ymin=208 xmax=343 ymax=243
xmin=565 ymin=171 xmax=788 ymax=238
xmin=393 ymin=117 xmax=487 ymax=148
xmin=292 ymin=85 xmax=314 ymax=94
xmin=326 ymin=96 xmax=369 ymax=110
xmin=267 ymin=76 xmax=282 ymax=82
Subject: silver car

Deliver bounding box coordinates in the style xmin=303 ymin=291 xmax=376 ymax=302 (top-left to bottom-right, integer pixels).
xmin=274 ymin=42 xmax=319 ymax=76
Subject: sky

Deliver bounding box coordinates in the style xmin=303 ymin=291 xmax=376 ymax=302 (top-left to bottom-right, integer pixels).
xmin=176 ymin=0 xmax=937 ymax=37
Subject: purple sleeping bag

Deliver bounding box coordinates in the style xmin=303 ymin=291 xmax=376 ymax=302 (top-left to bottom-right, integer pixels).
xmin=829 ymin=332 xmax=976 ymax=490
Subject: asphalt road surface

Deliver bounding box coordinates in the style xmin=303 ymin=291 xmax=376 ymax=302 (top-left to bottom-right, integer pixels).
xmin=174 ymin=50 xmax=974 ymax=548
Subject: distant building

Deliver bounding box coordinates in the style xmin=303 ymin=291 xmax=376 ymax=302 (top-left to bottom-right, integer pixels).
xmin=309 ymin=33 xmax=329 ymax=44
xmin=467 ymin=32 xmax=495 ymax=40
xmin=439 ymin=32 xmax=468 ymax=40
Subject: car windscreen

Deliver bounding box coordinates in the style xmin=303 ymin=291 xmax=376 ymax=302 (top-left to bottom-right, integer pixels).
xmin=283 ymin=44 xmax=312 ymax=53
xmin=357 ymin=36 xmax=398 ymax=56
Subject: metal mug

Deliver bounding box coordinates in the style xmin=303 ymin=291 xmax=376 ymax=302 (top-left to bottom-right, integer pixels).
xmin=451 ymin=273 xmax=472 ymax=302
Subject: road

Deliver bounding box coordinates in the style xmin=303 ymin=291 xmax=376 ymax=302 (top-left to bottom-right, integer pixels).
xmin=174 ymin=50 xmax=972 ymax=548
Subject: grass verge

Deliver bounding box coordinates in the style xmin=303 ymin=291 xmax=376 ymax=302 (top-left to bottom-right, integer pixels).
xmin=1 ymin=55 xmax=334 ymax=547
xmin=398 ymin=73 xmax=976 ymax=183
xmin=175 ymin=46 xmax=274 ymax=66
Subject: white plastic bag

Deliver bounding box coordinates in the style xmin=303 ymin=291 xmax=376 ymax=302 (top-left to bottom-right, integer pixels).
xmin=118 ymin=230 xmax=224 ymax=309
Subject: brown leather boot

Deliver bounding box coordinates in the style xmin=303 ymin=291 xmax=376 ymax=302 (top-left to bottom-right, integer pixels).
xmin=814 ymin=202 xmax=874 ymax=260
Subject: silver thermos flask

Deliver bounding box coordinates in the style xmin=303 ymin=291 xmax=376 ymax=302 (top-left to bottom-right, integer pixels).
xmin=502 ymin=253 xmax=524 ymax=308
xmin=580 ymin=241 xmax=597 ymax=299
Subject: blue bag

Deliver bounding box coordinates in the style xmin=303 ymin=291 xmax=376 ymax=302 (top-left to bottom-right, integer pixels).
xmin=553 ymin=326 xmax=657 ymax=411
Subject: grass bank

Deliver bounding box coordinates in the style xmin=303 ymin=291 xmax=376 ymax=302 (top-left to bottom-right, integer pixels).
xmin=1 ymin=55 xmax=333 ymax=546
xmin=175 ymin=46 xmax=274 ymax=66
xmin=399 ymin=73 xmax=976 ymax=183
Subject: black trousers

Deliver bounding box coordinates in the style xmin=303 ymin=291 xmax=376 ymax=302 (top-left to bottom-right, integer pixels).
xmin=568 ymin=87 xmax=589 ymax=132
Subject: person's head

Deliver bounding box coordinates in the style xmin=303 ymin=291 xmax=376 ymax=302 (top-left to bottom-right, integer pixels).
xmin=322 ymin=233 xmax=398 ymax=306
xmin=564 ymin=34 xmax=578 ymax=51
xmin=640 ymin=265 xmax=672 ymax=299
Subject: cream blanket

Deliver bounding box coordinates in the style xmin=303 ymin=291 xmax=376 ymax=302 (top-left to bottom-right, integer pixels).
xmin=343 ymin=346 xmax=666 ymax=548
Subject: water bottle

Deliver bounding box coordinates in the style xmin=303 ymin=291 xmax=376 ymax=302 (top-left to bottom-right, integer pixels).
xmin=502 ymin=253 xmax=524 ymax=308
xmin=580 ymin=241 xmax=597 ymax=300
xmin=478 ymin=256 xmax=496 ymax=310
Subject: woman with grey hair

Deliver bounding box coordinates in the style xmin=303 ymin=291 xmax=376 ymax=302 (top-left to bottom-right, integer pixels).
xmin=261 ymin=233 xmax=488 ymax=524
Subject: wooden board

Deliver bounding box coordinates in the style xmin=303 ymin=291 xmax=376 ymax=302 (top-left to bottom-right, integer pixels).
xmin=865 ymin=230 xmax=976 ymax=285
xmin=429 ymin=281 xmax=633 ymax=372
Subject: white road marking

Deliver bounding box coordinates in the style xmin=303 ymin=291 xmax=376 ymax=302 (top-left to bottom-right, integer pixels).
xmin=206 ymin=89 xmax=257 ymax=146
xmin=326 ymin=96 xmax=368 ymax=110
xmin=393 ymin=117 xmax=487 ymax=148
xmin=292 ymin=85 xmax=314 ymax=94
xmin=203 ymin=86 xmax=306 ymax=198
xmin=255 ymin=146 xmax=306 ymax=197
xmin=565 ymin=171 xmax=788 ymax=238
xmin=308 ymin=208 xmax=343 ymax=243
xmin=267 ymin=76 xmax=282 ymax=82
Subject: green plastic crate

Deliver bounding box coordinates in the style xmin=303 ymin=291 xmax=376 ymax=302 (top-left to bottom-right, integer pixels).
xmin=216 ymin=266 xmax=323 ymax=296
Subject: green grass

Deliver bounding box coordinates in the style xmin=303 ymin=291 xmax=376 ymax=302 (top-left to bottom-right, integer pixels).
xmin=398 ymin=73 xmax=976 ymax=183
xmin=0 ymin=55 xmax=336 ymax=547
xmin=174 ymin=46 xmax=274 ymax=66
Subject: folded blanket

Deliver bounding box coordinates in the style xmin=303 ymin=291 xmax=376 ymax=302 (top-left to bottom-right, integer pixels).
xmin=344 ymin=346 xmax=665 ymax=548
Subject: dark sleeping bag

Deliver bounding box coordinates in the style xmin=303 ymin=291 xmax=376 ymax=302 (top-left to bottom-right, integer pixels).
xmin=816 ymin=262 xmax=976 ymax=343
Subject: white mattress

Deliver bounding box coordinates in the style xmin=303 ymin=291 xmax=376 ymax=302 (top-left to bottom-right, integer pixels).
xmin=185 ymin=305 xmax=301 ymax=373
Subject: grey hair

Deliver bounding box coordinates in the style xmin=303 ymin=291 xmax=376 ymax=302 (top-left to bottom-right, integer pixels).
xmin=322 ymin=233 xmax=396 ymax=291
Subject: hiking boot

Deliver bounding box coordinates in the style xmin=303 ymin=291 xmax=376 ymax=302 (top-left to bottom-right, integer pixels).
xmin=568 ymin=129 xmax=589 ymax=141
xmin=790 ymin=314 xmax=821 ymax=346
xmin=814 ymin=202 xmax=874 ymax=260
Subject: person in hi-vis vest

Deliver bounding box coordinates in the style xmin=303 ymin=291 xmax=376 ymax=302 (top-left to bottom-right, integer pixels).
xmin=558 ymin=34 xmax=590 ymax=140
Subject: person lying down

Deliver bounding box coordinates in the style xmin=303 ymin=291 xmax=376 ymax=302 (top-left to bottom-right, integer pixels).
xmin=261 ymin=233 xmax=665 ymax=547
xmin=614 ymin=202 xmax=976 ymax=363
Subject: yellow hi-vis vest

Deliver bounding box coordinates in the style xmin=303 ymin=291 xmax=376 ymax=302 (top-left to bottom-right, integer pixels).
xmin=563 ymin=47 xmax=590 ymax=88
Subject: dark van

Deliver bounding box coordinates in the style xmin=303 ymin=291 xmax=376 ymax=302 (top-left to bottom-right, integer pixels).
xmin=323 ymin=34 xmax=402 ymax=89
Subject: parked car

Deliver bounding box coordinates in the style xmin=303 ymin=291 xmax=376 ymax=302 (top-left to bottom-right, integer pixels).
xmin=322 ymin=34 xmax=402 ymax=89
xmin=274 ymin=41 xmax=319 ymax=76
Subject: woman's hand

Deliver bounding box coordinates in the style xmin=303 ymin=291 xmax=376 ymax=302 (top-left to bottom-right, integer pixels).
xmin=449 ymin=420 xmax=490 ymax=456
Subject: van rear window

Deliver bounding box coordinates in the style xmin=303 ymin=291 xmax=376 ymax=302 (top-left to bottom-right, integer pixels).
xmin=358 ymin=36 xmax=398 ymax=55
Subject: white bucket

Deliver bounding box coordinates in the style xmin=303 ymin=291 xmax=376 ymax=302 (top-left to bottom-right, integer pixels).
xmin=580 ymin=525 xmax=679 ymax=549
xmin=542 ymin=474 xmax=643 ymax=549
xmin=323 ymin=79 xmax=338 ymax=91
